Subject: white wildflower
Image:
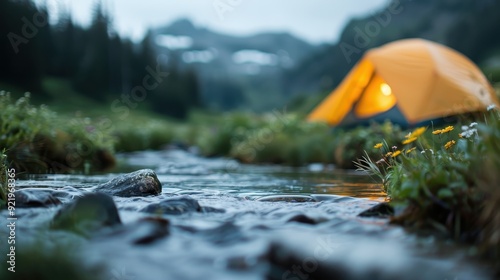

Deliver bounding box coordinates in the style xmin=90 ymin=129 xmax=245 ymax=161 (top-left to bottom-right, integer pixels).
xmin=461 ymin=128 xmax=477 ymax=139
xmin=469 ymin=122 xmax=478 ymax=127
xmin=487 ymin=104 xmax=496 ymax=111
xmin=420 ymin=149 xmax=434 ymax=155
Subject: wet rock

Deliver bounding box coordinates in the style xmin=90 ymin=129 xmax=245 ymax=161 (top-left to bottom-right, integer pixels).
xmin=266 ymin=242 xmax=350 ymax=280
xmin=203 ymin=222 xmax=246 ymax=245
xmin=51 ymin=193 xmax=121 ymax=236
xmin=94 ymin=169 xmax=162 ymax=197
xmin=287 ymin=214 xmax=318 ymax=225
xmin=257 ymin=195 xmax=318 ymax=203
xmin=101 ymin=217 xmax=170 ymax=245
xmin=141 ymin=195 xmax=201 ymax=215
xmin=358 ymin=203 xmax=394 ymax=218
xmin=15 ymin=188 xmax=61 ymax=208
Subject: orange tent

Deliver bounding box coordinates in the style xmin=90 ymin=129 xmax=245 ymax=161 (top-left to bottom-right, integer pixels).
xmin=308 ymin=39 xmax=499 ymax=126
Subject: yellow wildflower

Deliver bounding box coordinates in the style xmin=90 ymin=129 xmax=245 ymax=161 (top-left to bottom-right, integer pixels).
xmin=374 ymin=143 xmax=383 ymax=149
xmin=402 ymin=137 xmax=417 ymax=145
xmin=444 ymin=140 xmax=456 ymax=150
xmin=406 ymin=147 xmax=416 ymax=154
xmin=411 ymin=127 xmax=427 ymax=138
xmin=433 ymin=126 xmax=454 ymax=135
xmin=391 ymin=150 xmax=401 ymax=158
xmin=432 ymin=129 xmax=442 ymax=135
xmin=442 ymin=126 xmax=454 ymax=133
xmin=385 ymin=152 xmax=393 ymax=157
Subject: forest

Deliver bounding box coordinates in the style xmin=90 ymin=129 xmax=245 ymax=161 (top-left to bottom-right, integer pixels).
xmin=0 ymin=0 xmax=200 ymax=119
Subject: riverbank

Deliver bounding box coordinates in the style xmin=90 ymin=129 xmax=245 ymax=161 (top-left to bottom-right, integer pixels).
xmin=0 ymin=91 xmax=408 ymax=175
xmin=1 ymin=90 xmax=500 ymax=269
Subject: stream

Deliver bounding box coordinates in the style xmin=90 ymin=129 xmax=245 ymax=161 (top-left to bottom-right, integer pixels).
xmin=1 ymin=149 xmax=494 ymax=280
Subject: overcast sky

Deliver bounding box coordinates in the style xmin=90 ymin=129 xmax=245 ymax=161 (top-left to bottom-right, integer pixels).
xmin=37 ymin=0 xmax=389 ymax=44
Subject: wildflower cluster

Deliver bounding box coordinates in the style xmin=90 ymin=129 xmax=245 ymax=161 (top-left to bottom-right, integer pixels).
xmin=459 ymin=122 xmax=478 ymax=139
xmin=374 ymin=126 xmax=428 ymax=164
xmin=357 ymin=122 xmax=472 ymax=200
xmin=356 ymin=106 xmax=500 ymax=259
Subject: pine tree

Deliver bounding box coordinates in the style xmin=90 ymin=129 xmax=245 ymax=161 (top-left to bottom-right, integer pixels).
xmin=73 ymin=1 xmax=111 ymax=99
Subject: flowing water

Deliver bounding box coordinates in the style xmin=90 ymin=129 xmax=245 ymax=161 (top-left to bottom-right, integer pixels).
xmin=1 ymin=149 xmax=494 ymax=279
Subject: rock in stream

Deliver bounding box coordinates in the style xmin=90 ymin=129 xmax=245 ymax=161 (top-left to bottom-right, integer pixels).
xmin=141 ymin=195 xmax=202 ymax=215
xmin=51 ymin=193 xmax=122 ymax=236
xmin=94 ymin=169 xmax=162 ymax=197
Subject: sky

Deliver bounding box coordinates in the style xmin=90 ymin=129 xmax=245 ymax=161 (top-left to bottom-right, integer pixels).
xmin=36 ymin=0 xmax=389 ymax=44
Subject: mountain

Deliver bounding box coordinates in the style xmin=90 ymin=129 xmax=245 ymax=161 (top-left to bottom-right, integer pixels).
xmin=286 ymin=0 xmax=500 ymax=97
xmin=150 ymin=19 xmax=320 ymax=111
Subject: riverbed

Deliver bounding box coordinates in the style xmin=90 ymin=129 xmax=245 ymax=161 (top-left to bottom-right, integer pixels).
xmin=0 ymin=149 xmax=494 ymax=279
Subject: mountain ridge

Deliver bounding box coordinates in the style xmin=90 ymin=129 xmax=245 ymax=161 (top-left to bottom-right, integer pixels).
xmin=149 ymin=18 xmax=321 ymax=111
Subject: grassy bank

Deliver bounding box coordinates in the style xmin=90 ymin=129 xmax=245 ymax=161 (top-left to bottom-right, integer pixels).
xmin=0 ymin=92 xmax=116 ymax=174
xmin=357 ymin=106 xmax=500 ymax=260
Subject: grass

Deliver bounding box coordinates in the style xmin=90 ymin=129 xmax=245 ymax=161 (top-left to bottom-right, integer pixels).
xmin=188 ymin=112 xmax=405 ymax=168
xmin=0 ymin=91 xmax=116 ymax=174
xmin=356 ymin=106 xmax=500 ymax=260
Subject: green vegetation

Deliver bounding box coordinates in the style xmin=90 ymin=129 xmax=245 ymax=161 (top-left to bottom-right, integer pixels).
xmin=356 ymin=106 xmax=500 ymax=259
xmin=0 ymin=92 xmax=115 ymax=174
xmin=0 ymin=242 xmax=106 ymax=280
xmin=150 ymin=111 xmax=405 ymax=168
xmin=117 ymin=111 xmax=400 ymax=170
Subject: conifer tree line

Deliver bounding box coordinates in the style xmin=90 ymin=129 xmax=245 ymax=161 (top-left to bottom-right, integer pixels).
xmin=0 ymin=0 xmax=200 ymax=119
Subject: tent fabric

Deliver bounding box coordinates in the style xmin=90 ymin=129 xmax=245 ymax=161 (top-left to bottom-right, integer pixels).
xmin=307 ymin=39 xmax=500 ymax=126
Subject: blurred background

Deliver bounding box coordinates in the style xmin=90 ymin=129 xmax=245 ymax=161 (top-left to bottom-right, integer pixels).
xmin=1 ymin=0 xmax=499 ymax=119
